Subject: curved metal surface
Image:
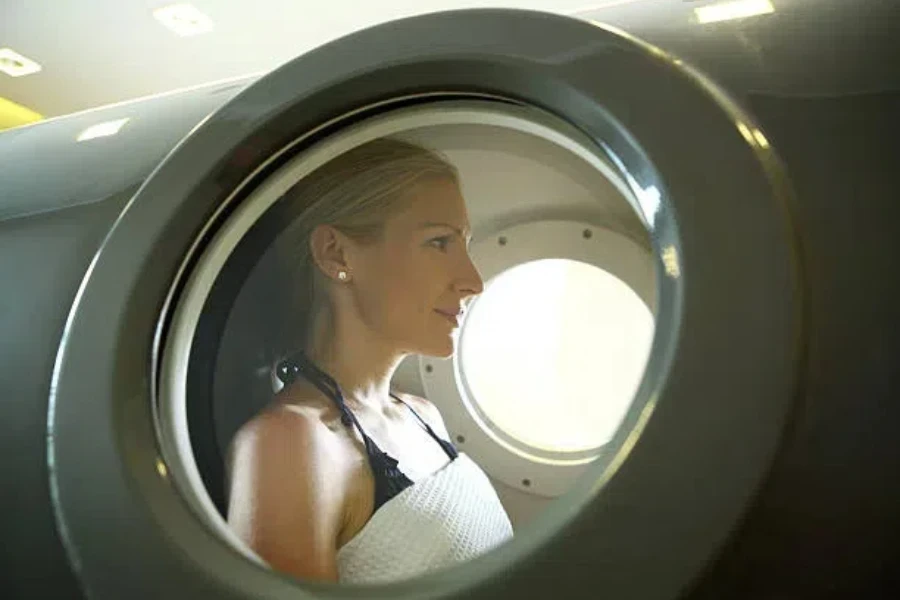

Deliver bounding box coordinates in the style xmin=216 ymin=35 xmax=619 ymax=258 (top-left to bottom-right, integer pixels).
xmin=0 ymin=78 xmax=249 ymax=600
xmin=0 ymin=1 xmax=894 ymax=599
xmin=574 ymin=0 xmax=900 ymax=98
xmin=46 ymin=9 xmax=798 ymax=600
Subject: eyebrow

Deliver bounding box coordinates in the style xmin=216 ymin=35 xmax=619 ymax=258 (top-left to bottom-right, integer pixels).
xmin=419 ymin=221 xmax=472 ymax=240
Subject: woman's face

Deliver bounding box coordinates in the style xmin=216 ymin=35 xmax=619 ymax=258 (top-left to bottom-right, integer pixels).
xmin=348 ymin=177 xmax=484 ymax=358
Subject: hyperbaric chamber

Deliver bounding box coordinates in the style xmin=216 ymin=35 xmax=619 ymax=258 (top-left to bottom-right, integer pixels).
xmin=1 ymin=4 xmax=898 ymax=599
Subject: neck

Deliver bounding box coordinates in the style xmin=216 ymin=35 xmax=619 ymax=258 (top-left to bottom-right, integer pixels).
xmin=303 ymin=305 xmax=406 ymax=411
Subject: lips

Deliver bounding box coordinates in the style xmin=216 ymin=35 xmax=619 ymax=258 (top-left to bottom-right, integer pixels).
xmin=435 ymin=308 xmax=462 ymax=326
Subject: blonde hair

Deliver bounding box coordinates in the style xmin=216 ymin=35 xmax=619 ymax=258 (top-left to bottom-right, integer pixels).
xmin=272 ymin=137 xmax=459 ymax=356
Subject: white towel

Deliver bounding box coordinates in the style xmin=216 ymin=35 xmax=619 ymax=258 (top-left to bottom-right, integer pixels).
xmin=336 ymin=453 xmax=514 ymax=584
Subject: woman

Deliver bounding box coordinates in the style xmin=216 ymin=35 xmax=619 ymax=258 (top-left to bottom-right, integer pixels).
xmin=225 ymin=138 xmax=514 ymax=584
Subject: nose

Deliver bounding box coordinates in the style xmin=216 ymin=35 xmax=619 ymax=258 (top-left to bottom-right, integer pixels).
xmin=457 ymin=250 xmax=484 ymax=299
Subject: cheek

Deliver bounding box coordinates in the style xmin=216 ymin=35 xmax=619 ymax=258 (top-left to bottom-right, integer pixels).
xmin=359 ymin=247 xmax=429 ymax=323
xmin=384 ymin=251 xmax=444 ymax=327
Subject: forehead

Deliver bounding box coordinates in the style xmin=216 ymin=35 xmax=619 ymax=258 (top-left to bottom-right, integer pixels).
xmin=391 ymin=177 xmax=470 ymax=229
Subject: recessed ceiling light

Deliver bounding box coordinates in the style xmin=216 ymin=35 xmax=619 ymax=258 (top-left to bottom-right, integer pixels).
xmin=0 ymin=48 xmax=42 ymax=78
xmin=695 ymin=0 xmax=775 ymax=24
xmin=77 ymin=118 xmax=130 ymax=142
xmin=153 ymin=3 xmax=214 ymax=37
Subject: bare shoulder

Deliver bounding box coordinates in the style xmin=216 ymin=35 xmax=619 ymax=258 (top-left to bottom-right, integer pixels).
xmin=227 ymin=403 xmax=325 ymax=476
xmin=393 ymin=390 xmax=452 ymax=440
xmin=226 ymin=400 xmax=350 ymax=582
xmin=227 ymin=386 xmax=347 ymax=476
xmin=232 ymin=402 xmax=318 ymax=445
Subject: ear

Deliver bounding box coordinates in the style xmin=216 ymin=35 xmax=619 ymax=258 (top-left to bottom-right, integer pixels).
xmin=309 ymin=224 xmax=350 ymax=281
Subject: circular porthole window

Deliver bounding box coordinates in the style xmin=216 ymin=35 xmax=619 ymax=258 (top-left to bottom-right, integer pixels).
xmin=459 ymin=258 xmax=655 ymax=456
xmin=424 ymin=218 xmax=656 ymax=497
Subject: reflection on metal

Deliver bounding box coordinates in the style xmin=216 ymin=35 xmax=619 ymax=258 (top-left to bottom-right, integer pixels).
xmin=586 ymin=19 xmax=681 ymax=70
xmin=76 ymin=118 xmax=130 ymax=142
xmin=589 ymin=393 xmax=657 ymax=496
xmin=156 ymin=459 xmax=168 ymax=479
xmin=737 ymin=120 xmax=772 ymax=151
xmin=638 ymin=183 xmax=662 ymax=228
xmin=662 ymin=245 xmax=681 ymax=279
xmin=753 ymin=128 xmax=770 ymax=149
xmin=694 ymin=0 xmax=775 ymax=25
xmin=737 ymin=121 xmax=755 ymax=145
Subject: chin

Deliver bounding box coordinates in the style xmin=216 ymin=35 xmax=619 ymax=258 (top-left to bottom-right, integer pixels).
xmin=434 ymin=344 xmax=455 ymax=359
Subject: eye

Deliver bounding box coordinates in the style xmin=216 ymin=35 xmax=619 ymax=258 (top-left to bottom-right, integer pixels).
xmin=429 ymin=236 xmax=451 ymax=251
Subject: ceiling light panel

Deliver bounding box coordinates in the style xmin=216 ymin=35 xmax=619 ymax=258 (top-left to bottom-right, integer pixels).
xmin=0 ymin=48 xmax=42 ymax=77
xmin=153 ymin=3 xmax=214 ymax=37
xmin=695 ymin=0 xmax=775 ymax=24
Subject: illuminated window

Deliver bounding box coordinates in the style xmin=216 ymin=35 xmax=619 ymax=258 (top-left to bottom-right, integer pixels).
xmin=460 ymin=259 xmax=654 ymax=455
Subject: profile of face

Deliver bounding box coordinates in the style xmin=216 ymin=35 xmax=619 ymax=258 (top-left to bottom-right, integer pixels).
xmin=321 ymin=176 xmax=484 ymax=358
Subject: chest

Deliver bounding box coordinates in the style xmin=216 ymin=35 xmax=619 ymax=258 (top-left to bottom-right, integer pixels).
xmin=354 ymin=405 xmax=452 ymax=480
xmin=336 ymin=409 xmax=454 ymax=546
xmin=313 ymin=391 xmax=452 ymax=478
xmin=336 ymin=455 xmax=514 ymax=585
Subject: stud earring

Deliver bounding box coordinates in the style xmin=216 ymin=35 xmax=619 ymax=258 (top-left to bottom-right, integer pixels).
xmin=338 ymin=270 xmax=348 ymax=282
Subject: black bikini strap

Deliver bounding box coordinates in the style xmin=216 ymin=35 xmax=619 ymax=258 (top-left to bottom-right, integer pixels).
xmin=390 ymin=393 xmax=459 ymax=460
xmin=276 ymin=355 xmax=456 ymax=460
xmin=275 ymin=354 xmax=419 ymax=513
xmin=276 ymin=353 xmax=378 ymax=456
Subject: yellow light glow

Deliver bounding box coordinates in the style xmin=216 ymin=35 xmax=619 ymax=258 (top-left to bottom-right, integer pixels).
xmin=695 ymin=0 xmax=775 ymax=24
xmin=153 ymin=3 xmax=214 ymax=37
xmin=0 ymin=47 xmax=42 ymax=78
xmin=753 ymin=129 xmax=770 ymax=149
xmin=661 ymin=246 xmax=681 ymax=278
xmin=737 ymin=121 xmax=755 ymax=144
xmin=591 ymin=396 xmax=657 ymax=495
xmin=76 ymin=118 xmax=130 ymax=142
xmin=156 ymin=459 xmax=168 ymax=478
xmin=0 ymin=96 xmax=42 ymax=130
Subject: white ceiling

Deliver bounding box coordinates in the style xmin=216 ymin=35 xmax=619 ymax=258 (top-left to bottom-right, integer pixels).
xmin=0 ymin=0 xmax=614 ymax=118
xmin=4 ymin=0 xmax=892 ymax=120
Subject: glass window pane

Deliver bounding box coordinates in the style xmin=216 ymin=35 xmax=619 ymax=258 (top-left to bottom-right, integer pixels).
xmin=460 ymin=258 xmax=654 ymax=454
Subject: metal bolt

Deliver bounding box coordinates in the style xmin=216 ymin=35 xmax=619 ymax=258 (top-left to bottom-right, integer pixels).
xmin=522 ymin=478 xmax=531 ymax=487
xmin=425 ymin=364 xmax=433 ymax=373
xmin=456 ymin=434 xmax=465 ymax=444
xmin=583 ymin=229 xmax=593 ymax=239
xmin=498 ymin=236 xmax=507 ymax=246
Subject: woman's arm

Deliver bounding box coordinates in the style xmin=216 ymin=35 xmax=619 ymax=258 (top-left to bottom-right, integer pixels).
xmin=226 ymin=408 xmax=348 ymax=582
